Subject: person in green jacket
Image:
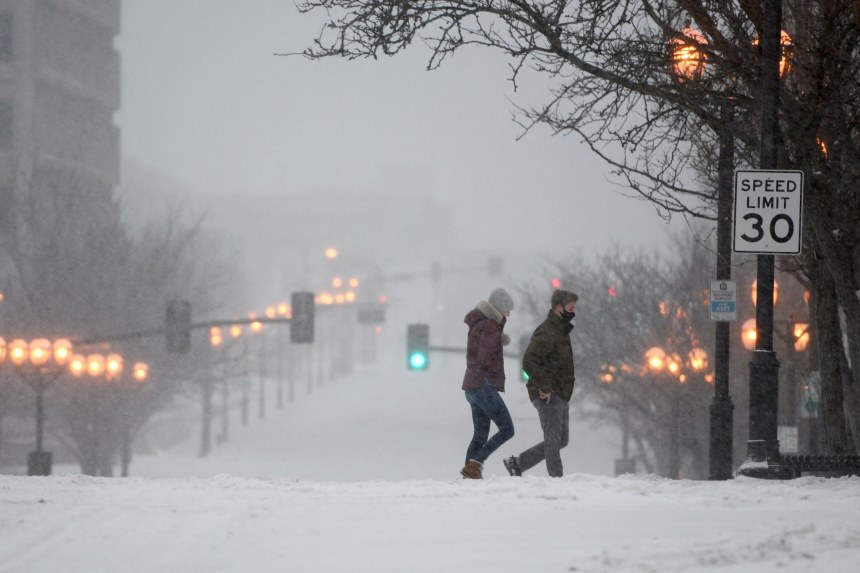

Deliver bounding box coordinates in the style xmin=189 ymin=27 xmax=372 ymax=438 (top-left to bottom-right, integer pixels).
xmin=504 ymin=289 xmax=578 ymax=478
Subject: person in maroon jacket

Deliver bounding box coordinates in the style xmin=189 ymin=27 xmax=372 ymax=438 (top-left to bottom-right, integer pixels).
xmin=460 ymin=288 xmax=516 ymax=479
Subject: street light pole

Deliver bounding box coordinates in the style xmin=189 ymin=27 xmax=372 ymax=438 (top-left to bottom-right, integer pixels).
xmin=710 ymin=100 xmax=736 ymax=480
xmin=738 ymin=0 xmax=792 ymax=478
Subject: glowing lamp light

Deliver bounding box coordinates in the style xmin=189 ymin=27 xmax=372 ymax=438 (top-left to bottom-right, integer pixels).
xmin=645 ymin=347 xmax=666 ymax=372
xmin=349 ymin=278 xmax=359 ymax=288
xmin=752 ymin=30 xmax=794 ymax=78
xmin=53 ymin=339 xmax=73 ymax=365
xmin=68 ymin=354 xmax=86 ymax=377
xmin=9 ymin=339 xmax=29 ymax=367
xmin=667 ymin=355 xmax=681 ymax=376
xmin=278 ymin=303 xmax=289 ymax=317
xmin=345 ymin=291 xmax=356 ymax=303
xmin=28 ymin=338 xmax=52 ymax=367
xmin=378 ymin=294 xmax=388 ymax=304
xmin=249 ymin=312 xmax=262 ymax=333
xmin=742 ymin=318 xmax=757 ymax=351
xmin=87 ymin=354 xmax=106 ymax=378
xmin=210 ymin=326 xmax=223 ymax=347
xmin=105 ymin=353 xmax=123 ymax=380
xmin=325 ymin=248 xmax=338 ymax=259
xmin=688 ymin=348 xmax=708 ymax=372
xmin=133 ymin=362 xmax=149 ymax=383
xmin=0 ymin=336 xmax=6 ymax=364
xmin=670 ymin=27 xmax=708 ymax=81
xmin=751 ymin=279 xmax=779 ymax=306
xmin=793 ymin=323 xmax=810 ymax=352
xmin=265 ymin=306 xmax=276 ymax=319
xmin=230 ymin=325 xmax=242 ymax=338
xmin=332 ymin=277 xmax=343 ymax=288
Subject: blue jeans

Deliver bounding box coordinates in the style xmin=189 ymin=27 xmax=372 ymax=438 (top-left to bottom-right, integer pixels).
xmin=464 ymin=381 xmax=515 ymax=464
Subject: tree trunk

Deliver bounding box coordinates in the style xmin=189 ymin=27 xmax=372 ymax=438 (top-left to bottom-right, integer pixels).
xmin=811 ymin=259 xmax=851 ymax=453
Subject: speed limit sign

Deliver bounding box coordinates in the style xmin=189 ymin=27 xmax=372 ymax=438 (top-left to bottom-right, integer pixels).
xmin=733 ymin=170 xmax=804 ymax=254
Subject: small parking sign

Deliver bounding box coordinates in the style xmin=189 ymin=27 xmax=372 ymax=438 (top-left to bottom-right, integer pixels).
xmin=710 ymin=280 xmax=737 ymax=321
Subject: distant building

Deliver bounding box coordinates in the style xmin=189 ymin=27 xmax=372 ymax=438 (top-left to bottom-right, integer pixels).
xmin=0 ymin=0 xmax=120 ymax=229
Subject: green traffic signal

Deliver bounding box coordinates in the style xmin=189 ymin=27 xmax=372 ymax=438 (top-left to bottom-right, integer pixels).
xmin=406 ymin=323 xmax=430 ymax=370
xmin=409 ymin=351 xmax=428 ymax=370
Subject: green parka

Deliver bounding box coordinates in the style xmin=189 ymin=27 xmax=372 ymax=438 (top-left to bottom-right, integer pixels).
xmin=523 ymin=310 xmax=576 ymax=402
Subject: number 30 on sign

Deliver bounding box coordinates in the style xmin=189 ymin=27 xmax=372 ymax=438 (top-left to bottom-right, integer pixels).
xmin=733 ymin=170 xmax=804 ymax=255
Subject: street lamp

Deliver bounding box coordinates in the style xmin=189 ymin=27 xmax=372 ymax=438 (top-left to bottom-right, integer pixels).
xmin=737 ymin=0 xmax=796 ymax=479
xmin=669 ymin=24 xmax=736 ymax=480
xmin=4 ymin=337 xmax=74 ymax=475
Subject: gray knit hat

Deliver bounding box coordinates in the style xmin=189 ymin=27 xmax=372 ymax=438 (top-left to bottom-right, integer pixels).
xmin=488 ymin=288 xmax=514 ymax=313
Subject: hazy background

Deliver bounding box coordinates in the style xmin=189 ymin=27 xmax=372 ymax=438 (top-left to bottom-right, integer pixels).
xmin=116 ymin=1 xmax=683 ymax=308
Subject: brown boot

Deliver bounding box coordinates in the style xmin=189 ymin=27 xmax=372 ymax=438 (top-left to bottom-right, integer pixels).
xmin=460 ymin=459 xmax=483 ymax=479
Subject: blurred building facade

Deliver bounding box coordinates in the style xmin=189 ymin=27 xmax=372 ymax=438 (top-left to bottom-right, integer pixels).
xmin=0 ymin=0 xmax=120 ymax=230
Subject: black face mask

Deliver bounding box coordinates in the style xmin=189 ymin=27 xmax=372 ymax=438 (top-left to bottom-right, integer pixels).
xmin=560 ymin=310 xmax=576 ymax=323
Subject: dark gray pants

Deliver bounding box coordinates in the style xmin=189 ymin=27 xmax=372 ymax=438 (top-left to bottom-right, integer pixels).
xmin=516 ymin=394 xmax=570 ymax=477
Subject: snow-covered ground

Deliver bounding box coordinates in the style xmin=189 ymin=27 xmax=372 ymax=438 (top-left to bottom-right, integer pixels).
xmin=2 ymin=331 xmax=859 ymax=572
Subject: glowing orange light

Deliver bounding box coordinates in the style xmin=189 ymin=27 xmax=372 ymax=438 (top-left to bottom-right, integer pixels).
xmin=670 ymin=27 xmax=708 ymax=81
xmin=28 ymin=339 xmax=52 ymax=367
xmin=9 ymin=339 xmax=29 ymax=366
xmin=349 ymin=278 xmax=359 ymax=288
xmin=68 ymin=354 xmax=86 ymax=377
xmin=133 ymin=362 xmax=149 ymax=383
xmin=87 ymin=354 xmax=106 ymax=377
xmin=325 ymin=248 xmax=338 ymax=259
xmin=0 ymin=336 xmax=6 ymax=364
xmin=689 ymin=348 xmax=708 ymax=372
xmin=751 ymin=279 xmax=779 ymax=306
xmin=753 ymin=30 xmax=794 ymax=78
xmin=793 ymin=323 xmax=810 ymax=352
xmin=230 ymin=325 xmax=242 ymax=338
xmin=105 ymin=353 xmax=123 ymax=380
xmin=645 ymin=347 xmax=666 ymax=372
xmin=742 ymin=318 xmax=757 ymax=351
xmin=53 ymin=339 xmax=73 ymax=365
xmin=210 ymin=326 xmax=223 ymax=347
xmin=817 ymin=137 xmax=828 ymax=159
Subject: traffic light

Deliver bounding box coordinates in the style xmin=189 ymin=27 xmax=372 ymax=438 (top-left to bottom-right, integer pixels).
xmin=291 ymin=291 xmax=315 ymax=344
xmin=166 ymin=300 xmax=191 ymax=353
xmin=406 ymin=323 xmax=429 ymax=370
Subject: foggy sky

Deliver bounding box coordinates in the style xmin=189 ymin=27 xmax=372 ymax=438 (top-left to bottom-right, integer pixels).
xmin=117 ymin=1 xmax=683 ymax=298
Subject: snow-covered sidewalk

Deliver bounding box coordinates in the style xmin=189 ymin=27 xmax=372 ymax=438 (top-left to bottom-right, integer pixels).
xmin=1 ymin=472 xmax=859 ymax=572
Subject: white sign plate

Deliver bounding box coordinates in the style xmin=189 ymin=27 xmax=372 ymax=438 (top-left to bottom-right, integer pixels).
xmin=710 ymin=280 xmax=737 ymax=321
xmin=733 ymin=169 xmax=804 ymax=254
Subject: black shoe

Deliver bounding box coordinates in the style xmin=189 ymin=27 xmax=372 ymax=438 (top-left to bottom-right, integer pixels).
xmin=503 ymin=456 xmax=522 ymax=477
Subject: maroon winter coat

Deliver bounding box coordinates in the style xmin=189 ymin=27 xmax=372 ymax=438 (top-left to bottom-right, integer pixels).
xmin=461 ymin=301 xmax=508 ymax=392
